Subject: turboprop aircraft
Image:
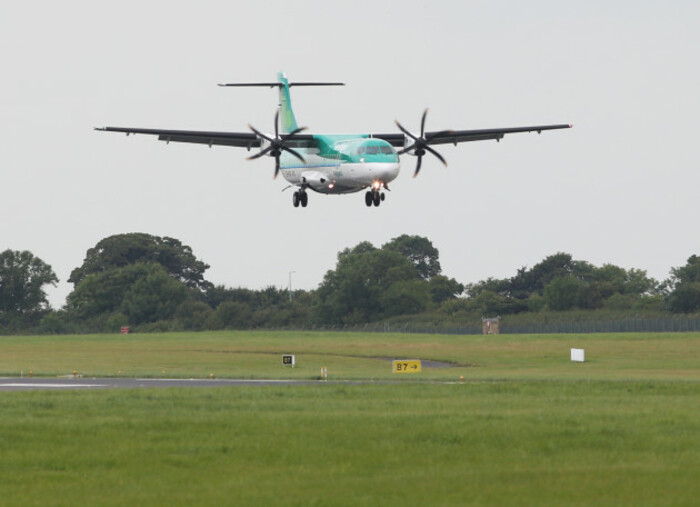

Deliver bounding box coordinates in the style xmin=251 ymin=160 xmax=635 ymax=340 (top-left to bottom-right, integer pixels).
xmin=96 ymin=72 xmax=571 ymax=208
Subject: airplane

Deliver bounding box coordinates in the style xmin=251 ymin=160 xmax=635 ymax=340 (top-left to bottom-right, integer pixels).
xmin=96 ymin=72 xmax=571 ymax=208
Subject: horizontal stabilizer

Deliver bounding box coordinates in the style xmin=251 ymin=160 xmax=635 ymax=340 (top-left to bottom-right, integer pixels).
xmin=218 ymin=82 xmax=345 ymax=88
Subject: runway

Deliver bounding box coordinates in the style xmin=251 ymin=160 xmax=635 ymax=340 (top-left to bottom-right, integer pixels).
xmin=0 ymin=377 xmax=330 ymax=391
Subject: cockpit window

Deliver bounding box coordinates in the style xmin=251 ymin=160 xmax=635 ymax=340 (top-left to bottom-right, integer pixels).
xmin=356 ymin=144 xmax=394 ymax=157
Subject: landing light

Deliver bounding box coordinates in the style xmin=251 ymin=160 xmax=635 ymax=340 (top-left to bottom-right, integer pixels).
xmin=372 ymin=181 xmax=381 ymax=190
xmin=328 ymin=183 xmax=335 ymax=189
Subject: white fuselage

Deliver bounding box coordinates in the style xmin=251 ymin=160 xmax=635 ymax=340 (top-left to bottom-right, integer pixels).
xmin=280 ymin=161 xmax=400 ymax=194
xmin=276 ymin=138 xmax=401 ymax=194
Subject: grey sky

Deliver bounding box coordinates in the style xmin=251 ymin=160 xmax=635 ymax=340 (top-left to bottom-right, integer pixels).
xmin=2 ymin=1 xmax=698 ymax=308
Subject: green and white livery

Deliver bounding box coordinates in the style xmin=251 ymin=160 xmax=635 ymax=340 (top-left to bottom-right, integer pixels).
xmin=97 ymin=72 xmax=571 ymax=208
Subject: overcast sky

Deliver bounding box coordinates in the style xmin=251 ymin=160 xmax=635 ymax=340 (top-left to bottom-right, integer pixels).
xmin=2 ymin=1 xmax=698 ymax=307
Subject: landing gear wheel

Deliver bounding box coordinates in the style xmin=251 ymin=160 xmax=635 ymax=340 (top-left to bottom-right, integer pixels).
xmin=365 ymin=191 xmax=373 ymax=207
xmin=380 ymin=192 xmax=385 ymax=202
xmin=373 ymin=192 xmax=381 ymax=207
xmin=300 ymin=191 xmax=308 ymax=207
xmin=293 ymin=191 xmax=300 ymax=208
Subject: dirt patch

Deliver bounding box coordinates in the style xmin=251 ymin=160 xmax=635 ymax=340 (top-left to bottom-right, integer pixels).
xmin=375 ymin=357 xmax=474 ymax=368
xmin=193 ymin=350 xmax=474 ymax=368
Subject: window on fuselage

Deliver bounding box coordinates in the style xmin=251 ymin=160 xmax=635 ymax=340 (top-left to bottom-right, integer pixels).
xmin=380 ymin=146 xmax=394 ymax=154
xmin=366 ymin=146 xmax=380 ymax=154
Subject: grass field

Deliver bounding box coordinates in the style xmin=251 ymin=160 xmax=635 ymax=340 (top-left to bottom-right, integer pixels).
xmin=1 ymin=331 xmax=698 ymax=505
xmin=1 ymin=330 xmax=699 ymax=381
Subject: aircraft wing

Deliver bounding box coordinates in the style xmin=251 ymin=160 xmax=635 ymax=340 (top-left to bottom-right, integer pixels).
xmin=371 ymin=124 xmax=572 ymax=147
xmin=94 ymin=127 xmax=316 ymax=149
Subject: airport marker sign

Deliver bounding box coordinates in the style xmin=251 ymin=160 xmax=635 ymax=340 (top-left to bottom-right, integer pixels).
xmin=392 ymin=360 xmax=422 ymax=374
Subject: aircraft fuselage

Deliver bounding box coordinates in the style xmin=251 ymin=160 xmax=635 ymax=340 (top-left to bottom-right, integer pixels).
xmin=278 ymin=135 xmax=400 ymax=194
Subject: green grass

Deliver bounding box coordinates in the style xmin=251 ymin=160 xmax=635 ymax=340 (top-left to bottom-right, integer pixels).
xmin=1 ymin=330 xmax=699 ymax=381
xmin=1 ymin=382 xmax=698 ymax=506
xmin=0 ymin=331 xmax=698 ymax=505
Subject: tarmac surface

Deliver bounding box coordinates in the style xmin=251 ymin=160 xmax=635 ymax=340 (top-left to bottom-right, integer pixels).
xmin=0 ymin=377 xmax=332 ymax=391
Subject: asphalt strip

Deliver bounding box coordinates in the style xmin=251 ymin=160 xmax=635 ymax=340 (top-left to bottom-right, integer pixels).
xmin=0 ymin=377 xmax=469 ymax=391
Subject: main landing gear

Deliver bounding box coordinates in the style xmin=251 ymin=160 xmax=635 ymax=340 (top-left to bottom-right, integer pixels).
xmin=365 ymin=190 xmax=386 ymax=207
xmin=292 ymin=190 xmax=308 ymax=208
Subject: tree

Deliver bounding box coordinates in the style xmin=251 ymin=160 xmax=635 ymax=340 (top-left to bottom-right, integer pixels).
xmin=543 ymin=276 xmax=582 ymax=311
xmin=428 ymin=275 xmax=464 ymax=304
xmin=69 ymin=233 xmax=211 ymax=291
xmin=315 ymin=243 xmax=421 ymax=325
xmin=593 ymin=264 xmax=658 ymax=296
xmin=467 ymin=253 xmax=661 ymax=312
xmin=119 ymin=266 xmax=189 ymax=324
xmin=667 ymin=255 xmax=700 ymax=313
xmin=0 ymin=249 xmax=58 ymax=314
xmin=509 ymin=252 xmax=578 ymax=299
xmin=382 ymin=235 xmax=441 ymax=280
xmin=67 ymin=263 xmax=188 ymax=325
xmin=472 ymin=290 xmax=528 ymax=316
xmin=174 ymin=300 xmax=214 ymax=331
xmin=667 ymin=283 xmax=700 ymax=313
xmin=380 ymin=280 xmax=431 ymax=317
xmin=669 ymin=255 xmax=700 ymax=286
xmin=465 ymin=277 xmax=510 ymax=298
xmin=575 ymin=283 xmax=604 ymax=310
xmin=209 ymin=301 xmax=253 ymax=329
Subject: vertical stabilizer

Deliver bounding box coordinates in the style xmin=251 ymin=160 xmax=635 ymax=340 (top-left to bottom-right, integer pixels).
xmin=277 ymin=72 xmax=298 ymax=134
xmin=218 ymin=74 xmax=344 ymax=134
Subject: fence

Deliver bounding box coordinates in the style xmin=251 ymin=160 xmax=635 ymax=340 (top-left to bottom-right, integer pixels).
xmin=501 ymin=317 xmax=700 ymax=334
xmin=349 ymin=317 xmax=700 ymax=335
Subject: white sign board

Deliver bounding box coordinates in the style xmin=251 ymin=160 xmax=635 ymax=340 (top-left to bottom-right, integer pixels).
xmin=571 ymin=348 xmax=585 ymax=362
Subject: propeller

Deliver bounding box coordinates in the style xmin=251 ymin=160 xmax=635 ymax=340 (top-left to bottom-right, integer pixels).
xmin=248 ymin=110 xmax=307 ymax=178
xmin=395 ymin=109 xmax=453 ymax=177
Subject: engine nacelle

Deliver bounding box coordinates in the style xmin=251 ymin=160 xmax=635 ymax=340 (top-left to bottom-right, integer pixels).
xmin=301 ymin=170 xmax=330 ymax=191
xmin=403 ymin=133 xmax=415 ymax=152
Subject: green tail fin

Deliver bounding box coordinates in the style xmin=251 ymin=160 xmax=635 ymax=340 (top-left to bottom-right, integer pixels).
xmin=218 ymin=73 xmax=344 ymax=134
xmin=277 ymin=72 xmax=299 ymax=134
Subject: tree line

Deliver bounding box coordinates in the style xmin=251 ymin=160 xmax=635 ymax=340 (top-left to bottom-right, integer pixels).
xmin=1 ymin=233 xmax=698 ymax=334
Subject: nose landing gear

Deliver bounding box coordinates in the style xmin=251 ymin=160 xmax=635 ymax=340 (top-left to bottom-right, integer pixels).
xmin=292 ymin=190 xmax=308 ymax=208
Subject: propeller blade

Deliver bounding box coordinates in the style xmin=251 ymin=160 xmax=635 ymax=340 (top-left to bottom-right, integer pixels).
xmin=286 ymin=126 xmax=308 ymax=138
xmin=425 ymin=145 xmax=447 ymax=166
xmin=247 ymin=145 xmax=273 ymax=160
xmin=413 ymin=155 xmax=423 ymax=178
xmin=248 ymin=110 xmax=308 ymax=174
xmin=396 ymin=110 xmax=451 ymax=170
xmin=395 ymin=120 xmax=418 ymax=140
xmin=248 ymin=124 xmax=273 ymax=143
xmin=397 ymin=143 xmax=418 ymax=155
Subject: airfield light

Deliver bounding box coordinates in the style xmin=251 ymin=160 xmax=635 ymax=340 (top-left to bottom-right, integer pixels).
xmin=289 ymin=271 xmax=296 ymax=302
